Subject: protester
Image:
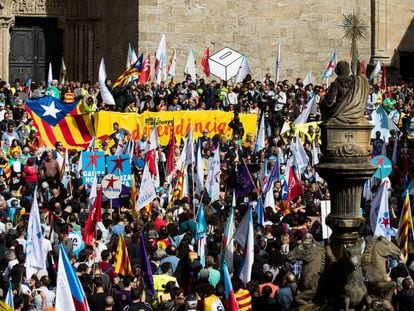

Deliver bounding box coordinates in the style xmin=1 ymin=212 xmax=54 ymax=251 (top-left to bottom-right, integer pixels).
xmin=0 ymin=65 xmax=412 ymax=311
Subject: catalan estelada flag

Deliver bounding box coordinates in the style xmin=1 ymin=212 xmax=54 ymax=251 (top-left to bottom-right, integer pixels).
xmin=397 ymin=191 xmax=414 ymax=261
xmin=26 ymin=101 xmax=94 ymax=150
xmin=113 ymin=54 xmax=143 ymax=88
xmin=114 ymin=234 xmax=132 ymax=276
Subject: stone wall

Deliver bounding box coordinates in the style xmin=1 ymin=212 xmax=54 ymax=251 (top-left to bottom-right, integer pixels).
xmin=385 ymin=0 xmax=414 ymax=65
xmin=138 ymin=0 xmax=372 ymax=84
xmin=101 ymin=0 xmax=138 ymax=81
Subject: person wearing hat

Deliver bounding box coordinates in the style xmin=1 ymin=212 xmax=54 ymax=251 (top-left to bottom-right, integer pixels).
xmin=44 ymin=79 xmax=60 ymax=98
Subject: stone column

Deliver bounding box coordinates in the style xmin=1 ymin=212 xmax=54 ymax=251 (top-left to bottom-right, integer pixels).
xmin=371 ymin=0 xmax=390 ymax=63
xmin=0 ymin=16 xmax=13 ymax=80
xmin=316 ymin=122 xmax=376 ymax=256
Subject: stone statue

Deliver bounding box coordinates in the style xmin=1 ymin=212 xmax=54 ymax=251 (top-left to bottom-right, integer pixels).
xmin=361 ymin=236 xmax=401 ymax=301
xmin=320 ymin=60 xmax=368 ymax=124
xmin=287 ymin=237 xmax=325 ymax=306
xmin=336 ymin=244 xmax=372 ymax=311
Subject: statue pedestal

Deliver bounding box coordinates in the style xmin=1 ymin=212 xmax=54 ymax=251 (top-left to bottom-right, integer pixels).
xmin=313 ymin=122 xmax=377 ymax=309
xmin=316 ymin=122 xmax=376 ymax=259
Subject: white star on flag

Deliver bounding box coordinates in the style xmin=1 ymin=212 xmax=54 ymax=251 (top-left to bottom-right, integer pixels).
xmin=41 ymin=101 xmax=60 ymax=118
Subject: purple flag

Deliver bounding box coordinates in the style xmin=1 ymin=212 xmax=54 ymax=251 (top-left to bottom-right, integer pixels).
xmin=140 ymin=233 xmax=155 ymax=296
xmin=235 ymin=160 xmax=254 ymax=198
xmin=263 ymin=158 xmax=280 ymax=194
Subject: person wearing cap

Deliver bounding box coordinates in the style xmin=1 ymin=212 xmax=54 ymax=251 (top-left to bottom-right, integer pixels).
xmin=44 ymin=79 xmax=60 ymax=98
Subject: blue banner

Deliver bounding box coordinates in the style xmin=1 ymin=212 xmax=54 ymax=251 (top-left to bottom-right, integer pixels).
xmin=106 ymin=155 xmax=132 ymax=186
xmin=81 ymin=151 xmax=106 ymax=185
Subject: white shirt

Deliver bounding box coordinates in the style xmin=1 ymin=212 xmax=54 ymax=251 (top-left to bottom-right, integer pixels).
xmin=42 ymin=238 xmax=52 ymax=264
xmin=34 ymin=286 xmax=55 ymax=309
xmin=224 ymin=92 xmax=238 ymax=106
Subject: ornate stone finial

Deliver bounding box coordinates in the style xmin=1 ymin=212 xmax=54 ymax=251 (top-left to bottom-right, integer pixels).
xmin=320 ymin=60 xmax=369 ymax=125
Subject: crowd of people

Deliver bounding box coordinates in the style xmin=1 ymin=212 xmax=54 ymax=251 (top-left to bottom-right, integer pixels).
xmin=0 ymin=67 xmax=412 ymax=311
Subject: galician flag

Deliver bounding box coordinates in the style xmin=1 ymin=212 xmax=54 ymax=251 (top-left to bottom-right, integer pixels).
xmin=184 ymin=49 xmax=196 ymax=82
xmin=322 ymin=52 xmax=337 ymax=79
xmin=369 ymin=60 xmax=381 ymax=81
xmin=205 ymin=146 xmax=220 ymax=202
xmin=255 ymin=112 xmax=265 ymax=152
xmin=166 ymin=49 xmax=177 ymax=79
xmin=26 ymin=189 xmax=46 ymax=279
xmin=56 ymin=244 xmax=90 ymax=311
xmin=155 ymin=34 xmax=167 ymax=85
xmin=233 ymin=207 xmax=254 ymax=285
xmin=137 ymin=163 xmax=157 ymax=210
xmin=235 ymin=56 xmax=253 ymax=83
xmin=47 ymin=62 xmax=53 ymax=86
xmin=275 ymin=43 xmax=281 ymax=82
xmin=98 ymin=58 xmax=116 ymax=106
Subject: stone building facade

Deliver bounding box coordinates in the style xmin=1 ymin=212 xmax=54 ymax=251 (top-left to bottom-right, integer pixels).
xmin=0 ymin=0 xmax=412 ymax=84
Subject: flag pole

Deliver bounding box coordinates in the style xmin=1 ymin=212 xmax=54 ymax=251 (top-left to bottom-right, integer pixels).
xmin=192 ymin=162 xmax=196 ymax=214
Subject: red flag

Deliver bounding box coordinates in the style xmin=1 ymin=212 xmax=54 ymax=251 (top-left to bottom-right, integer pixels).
xmin=145 ymin=149 xmax=157 ymax=175
xmin=138 ymin=54 xmax=151 ymax=84
xmin=83 ymin=187 xmax=103 ymax=245
xmin=380 ymin=63 xmax=387 ymax=90
xmin=145 ymin=127 xmax=158 ymax=176
xmin=287 ymin=166 xmax=303 ymax=201
xmin=201 ymin=48 xmax=210 ymax=77
xmin=360 ymin=59 xmax=367 ymax=76
xmin=166 ymin=122 xmax=176 ymax=175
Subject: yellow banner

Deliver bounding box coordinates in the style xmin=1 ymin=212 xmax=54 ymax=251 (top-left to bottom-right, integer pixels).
xmin=94 ymin=111 xmax=258 ymax=145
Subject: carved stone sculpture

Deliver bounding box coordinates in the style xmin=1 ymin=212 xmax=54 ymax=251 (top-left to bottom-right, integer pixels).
xmin=313 ymin=59 xmax=381 ymax=310
xmin=361 ymin=236 xmax=401 ymax=300
xmin=287 ymin=237 xmax=325 ymax=306
xmin=320 ymin=60 xmax=368 ymax=125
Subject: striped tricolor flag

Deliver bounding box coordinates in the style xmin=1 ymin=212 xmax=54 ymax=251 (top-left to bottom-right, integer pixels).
xmin=114 ymin=234 xmax=132 ymax=276
xmin=26 ymin=105 xmax=94 ymax=150
xmin=56 ymin=244 xmax=90 ymax=311
xmin=397 ymin=191 xmax=414 ymax=261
